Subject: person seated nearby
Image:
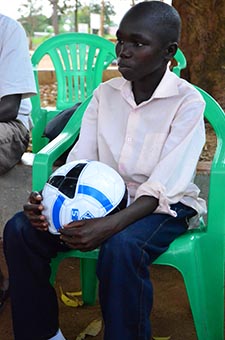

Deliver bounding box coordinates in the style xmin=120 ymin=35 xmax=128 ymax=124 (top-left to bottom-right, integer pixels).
xmin=0 ymin=12 xmax=36 ymax=313
xmin=0 ymin=13 xmax=36 ymax=175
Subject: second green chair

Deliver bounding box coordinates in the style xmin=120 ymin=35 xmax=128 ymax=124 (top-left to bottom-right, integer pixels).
xmin=31 ymin=32 xmax=116 ymax=153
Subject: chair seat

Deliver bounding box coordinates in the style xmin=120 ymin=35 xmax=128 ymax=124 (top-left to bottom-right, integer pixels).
xmin=153 ymin=227 xmax=205 ymax=266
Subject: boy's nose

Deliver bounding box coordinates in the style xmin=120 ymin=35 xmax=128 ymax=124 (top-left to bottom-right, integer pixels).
xmin=119 ymin=42 xmax=132 ymax=58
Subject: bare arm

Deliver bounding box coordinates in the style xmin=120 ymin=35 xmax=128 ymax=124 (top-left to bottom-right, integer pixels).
xmin=60 ymin=195 xmax=158 ymax=251
xmin=0 ymin=94 xmax=21 ymax=122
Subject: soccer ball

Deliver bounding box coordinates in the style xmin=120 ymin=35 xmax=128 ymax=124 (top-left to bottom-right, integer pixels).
xmin=42 ymin=160 xmax=130 ymax=235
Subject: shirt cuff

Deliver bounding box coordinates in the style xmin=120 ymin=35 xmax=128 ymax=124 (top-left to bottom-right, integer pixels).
xmin=135 ymin=180 xmax=177 ymax=217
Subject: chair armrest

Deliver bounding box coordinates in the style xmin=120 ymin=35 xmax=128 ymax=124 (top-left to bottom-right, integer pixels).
xmin=32 ymin=95 xmax=92 ymax=191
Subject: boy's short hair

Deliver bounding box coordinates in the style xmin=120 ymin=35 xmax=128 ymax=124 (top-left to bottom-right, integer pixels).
xmin=123 ymin=1 xmax=181 ymax=44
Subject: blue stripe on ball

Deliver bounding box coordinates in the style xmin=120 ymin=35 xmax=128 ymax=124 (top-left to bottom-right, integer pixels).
xmin=78 ymin=185 xmax=113 ymax=212
xmin=52 ymin=194 xmax=65 ymax=230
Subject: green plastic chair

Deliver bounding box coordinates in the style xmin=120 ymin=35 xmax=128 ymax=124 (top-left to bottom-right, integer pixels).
xmin=172 ymin=48 xmax=187 ymax=76
xmin=32 ymin=85 xmax=225 ymax=338
xmin=31 ymin=32 xmax=116 ymax=153
xmin=153 ymin=87 xmax=225 ymax=339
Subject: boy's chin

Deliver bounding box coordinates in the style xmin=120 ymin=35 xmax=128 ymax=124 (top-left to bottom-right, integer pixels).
xmin=119 ymin=72 xmax=135 ymax=81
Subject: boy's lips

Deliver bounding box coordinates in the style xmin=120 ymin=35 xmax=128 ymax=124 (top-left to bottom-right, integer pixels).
xmin=117 ymin=58 xmax=132 ymax=69
xmin=118 ymin=62 xmax=132 ymax=70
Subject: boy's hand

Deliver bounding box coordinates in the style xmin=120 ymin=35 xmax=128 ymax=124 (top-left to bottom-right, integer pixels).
xmin=59 ymin=216 xmax=115 ymax=251
xmin=23 ymin=191 xmax=49 ymax=231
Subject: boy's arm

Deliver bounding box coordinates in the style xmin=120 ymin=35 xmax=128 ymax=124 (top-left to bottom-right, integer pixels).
xmin=60 ymin=195 xmax=159 ymax=251
xmin=66 ymin=91 xmax=99 ymax=163
xmin=136 ymin=98 xmax=206 ymax=216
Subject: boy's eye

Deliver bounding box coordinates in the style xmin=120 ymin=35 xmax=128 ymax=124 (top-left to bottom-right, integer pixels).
xmin=135 ymin=42 xmax=144 ymax=47
xmin=117 ymin=39 xmax=124 ymax=45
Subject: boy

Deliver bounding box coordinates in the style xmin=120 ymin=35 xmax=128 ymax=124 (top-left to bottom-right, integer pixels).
xmin=4 ymin=2 xmax=206 ymax=339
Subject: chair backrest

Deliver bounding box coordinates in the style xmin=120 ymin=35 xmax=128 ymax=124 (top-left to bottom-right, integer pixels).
xmin=31 ymin=32 xmax=116 ymax=112
xmin=172 ymin=48 xmax=187 ymax=76
xmin=30 ymin=33 xmax=116 ymax=153
xmin=194 ymin=86 xmax=225 ymax=235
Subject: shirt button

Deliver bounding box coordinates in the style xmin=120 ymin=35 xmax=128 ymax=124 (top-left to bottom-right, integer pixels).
xmin=127 ymin=136 xmax=133 ymax=143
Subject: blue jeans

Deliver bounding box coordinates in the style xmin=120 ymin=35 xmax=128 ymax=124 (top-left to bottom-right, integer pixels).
xmin=3 ymin=203 xmax=196 ymax=340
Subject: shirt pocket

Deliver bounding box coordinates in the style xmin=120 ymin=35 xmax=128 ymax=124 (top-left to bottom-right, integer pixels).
xmin=134 ymin=133 xmax=167 ymax=176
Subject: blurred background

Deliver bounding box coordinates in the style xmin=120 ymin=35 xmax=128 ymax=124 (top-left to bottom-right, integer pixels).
xmin=0 ymin=0 xmax=224 ymax=107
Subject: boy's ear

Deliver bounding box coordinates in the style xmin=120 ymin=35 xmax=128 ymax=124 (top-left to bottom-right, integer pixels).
xmin=165 ymin=42 xmax=178 ymax=61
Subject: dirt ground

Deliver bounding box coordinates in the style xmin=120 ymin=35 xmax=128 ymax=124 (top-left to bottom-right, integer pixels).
xmin=0 ymin=240 xmax=198 ymax=340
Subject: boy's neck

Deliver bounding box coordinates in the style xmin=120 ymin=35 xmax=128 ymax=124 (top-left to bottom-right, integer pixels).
xmin=132 ymin=67 xmax=167 ymax=105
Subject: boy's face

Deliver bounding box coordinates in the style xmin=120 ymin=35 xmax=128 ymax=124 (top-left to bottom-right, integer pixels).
xmin=116 ymin=14 xmax=169 ymax=82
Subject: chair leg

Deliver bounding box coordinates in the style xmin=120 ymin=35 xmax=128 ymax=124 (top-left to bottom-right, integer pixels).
xmin=50 ymin=252 xmax=98 ymax=305
xmin=80 ymin=258 xmax=98 ymax=305
xmin=50 ymin=253 xmax=65 ymax=285
xmin=178 ymin=238 xmax=224 ymax=340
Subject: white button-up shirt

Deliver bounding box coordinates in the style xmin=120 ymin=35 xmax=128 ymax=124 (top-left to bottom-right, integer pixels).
xmin=67 ymin=69 xmax=207 ymax=222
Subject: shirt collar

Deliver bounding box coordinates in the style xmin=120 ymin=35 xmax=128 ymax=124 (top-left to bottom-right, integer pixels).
xmin=152 ymin=67 xmax=180 ymax=99
xmin=109 ymin=67 xmax=180 ymax=103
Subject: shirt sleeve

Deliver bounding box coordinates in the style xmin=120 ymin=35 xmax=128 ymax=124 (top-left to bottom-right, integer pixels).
xmin=66 ymin=89 xmax=100 ymax=163
xmin=135 ymin=98 xmax=206 ymax=216
xmin=0 ymin=19 xmax=36 ymax=99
